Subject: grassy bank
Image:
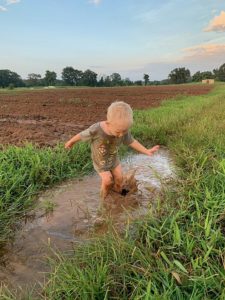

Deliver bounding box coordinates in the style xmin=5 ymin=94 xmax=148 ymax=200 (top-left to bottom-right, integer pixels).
xmin=1 ymin=84 xmax=225 ymax=299
xmin=0 ymin=143 xmax=93 ymax=245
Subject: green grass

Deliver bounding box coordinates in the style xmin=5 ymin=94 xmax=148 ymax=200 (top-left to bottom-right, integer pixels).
xmin=1 ymin=84 xmax=225 ymax=299
xmin=0 ymin=143 xmax=93 ymax=245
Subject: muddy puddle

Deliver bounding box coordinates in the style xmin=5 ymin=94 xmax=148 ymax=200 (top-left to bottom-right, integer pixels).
xmin=0 ymin=148 xmax=175 ymax=291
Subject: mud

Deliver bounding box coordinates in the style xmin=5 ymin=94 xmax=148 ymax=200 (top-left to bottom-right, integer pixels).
xmin=0 ymin=149 xmax=175 ymax=292
xmin=0 ymin=85 xmax=212 ymax=147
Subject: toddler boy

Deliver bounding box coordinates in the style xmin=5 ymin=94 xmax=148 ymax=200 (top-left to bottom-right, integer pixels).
xmin=65 ymin=101 xmax=159 ymax=199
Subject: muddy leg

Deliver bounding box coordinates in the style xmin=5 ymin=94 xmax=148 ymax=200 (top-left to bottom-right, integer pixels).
xmin=111 ymin=164 xmax=123 ymax=194
xmin=98 ymin=171 xmax=113 ymax=202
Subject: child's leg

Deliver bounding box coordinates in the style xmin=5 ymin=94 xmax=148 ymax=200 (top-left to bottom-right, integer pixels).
xmin=98 ymin=171 xmax=113 ymax=200
xmin=111 ymin=164 xmax=123 ymax=193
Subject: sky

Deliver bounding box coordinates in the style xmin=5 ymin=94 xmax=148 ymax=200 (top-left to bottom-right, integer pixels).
xmin=1 ymin=0 xmax=225 ymax=80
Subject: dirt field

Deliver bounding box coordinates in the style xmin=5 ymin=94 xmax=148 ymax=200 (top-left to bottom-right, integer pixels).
xmin=0 ymin=85 xmax=212 ymax=147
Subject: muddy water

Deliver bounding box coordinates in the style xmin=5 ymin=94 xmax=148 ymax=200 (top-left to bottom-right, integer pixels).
xmin=0 ymin=149 xmax=175 ymax=290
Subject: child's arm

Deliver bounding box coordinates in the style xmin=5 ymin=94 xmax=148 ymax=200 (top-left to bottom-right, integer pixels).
xmin=129 ymin=140 xmax=160 ymax=156
xmin=64 ymin=133 xmax=81 ymax=149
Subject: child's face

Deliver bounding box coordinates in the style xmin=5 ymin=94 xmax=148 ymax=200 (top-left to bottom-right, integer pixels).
xmin=107 ymin=120 xmax=131 ymax=137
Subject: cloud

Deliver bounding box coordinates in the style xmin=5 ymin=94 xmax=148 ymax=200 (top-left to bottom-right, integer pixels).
xmin=89 ymin=0 xmax=102 ymax=5
xmin=130 ymin=43 xmax=225 ymax=80
xmin=0 ymin=5 xmax=7 ymax=11
xmin=204 ymin=10 xmax=225 ymax=32
xmin=0 ymin=0 xmax=20 ymax=12
xmin=211 ymin=9 xmax=218 ymax=15
xmin=6 ymin=0 xmax=20 ymax=4
xmin=183 ymin=43 xmax=225 ymax=60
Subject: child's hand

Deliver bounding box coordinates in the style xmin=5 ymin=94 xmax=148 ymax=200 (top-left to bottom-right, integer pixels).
xmin=64 ymin=141 xmax=73 ymax=149
xmin=147 ymin=145 xmax=160 ymax=156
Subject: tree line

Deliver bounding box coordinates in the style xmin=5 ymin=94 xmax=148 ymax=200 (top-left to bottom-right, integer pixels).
xmin=0 ymin=63 xmax=225 ymax=88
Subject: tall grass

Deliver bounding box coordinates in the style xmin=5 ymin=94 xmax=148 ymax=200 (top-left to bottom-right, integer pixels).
xmin=0 ymin=143 xmax=93 ymax=245
xmin=1 ymin=84 xmax=225 ymax=299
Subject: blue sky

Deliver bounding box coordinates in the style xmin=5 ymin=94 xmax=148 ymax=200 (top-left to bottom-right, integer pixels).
xmin=1 ymin=0 xmax=225 ymax=80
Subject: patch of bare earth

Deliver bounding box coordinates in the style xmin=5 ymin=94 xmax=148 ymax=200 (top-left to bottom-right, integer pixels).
xmin=0 ymin=85 xmax=212 ymax=147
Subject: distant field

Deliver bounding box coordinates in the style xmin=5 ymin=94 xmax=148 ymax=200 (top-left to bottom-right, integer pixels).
xmin=0 ymin=85 xmax=213 ymax=147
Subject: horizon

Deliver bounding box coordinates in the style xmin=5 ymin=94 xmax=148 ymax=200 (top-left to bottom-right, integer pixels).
xmin=1 ymin=0 xmax=225 ymax=80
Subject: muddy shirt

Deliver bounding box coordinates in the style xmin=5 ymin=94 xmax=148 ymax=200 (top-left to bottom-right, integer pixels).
xmin=80 ymin=122 xmax=134 ymax=172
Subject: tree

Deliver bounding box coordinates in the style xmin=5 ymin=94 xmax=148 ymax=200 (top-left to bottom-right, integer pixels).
xmin=110 ymin=73 xmax=122 ymax=86
xmin=81 ymin=69 xmax=97 ymax=86
xmin=215 ymin=63 xmax=225 ymax=81
xmin=143 ymin=74 xmax=150 ymax=86
xmin=213 ymin=68 xmax=219 ymax=80
xmin=98 ymin=76 xmax=105 ymax=87
xmin=62 ymin=67 xmax=83 ymax=86
xmin=123 ymin=77 xmax=133 ymax=86
xmin=73 ymin=69 xmax=83 ymax=85
xmin=44 ymin=70 xmax=57 ymax=86
xmin=192 ymin=71 xmax=202 ymax=82
xmin=62 ymin=67 xmax=74 ymax=85
xmin=27 ymin=73 xmax=42 ymax=86
xmin=104 ymin=76 xmax=112 ymax=87
xmin=192 ymin=71 xmax=214 ymax=82
xmin=168 ymin=67 xmax=191 ymax=84
xmin=0 ymin=69 xmax=24 ymax=88
xmin=134 ymin=80 xmax=143 ymax=86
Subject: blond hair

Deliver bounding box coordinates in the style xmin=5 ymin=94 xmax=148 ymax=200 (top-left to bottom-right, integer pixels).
xmin=107 ymin=101 xmax=133 ymax=125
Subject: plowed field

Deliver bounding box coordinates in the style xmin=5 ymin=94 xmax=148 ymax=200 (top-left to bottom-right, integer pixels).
xmin=0 ymin=85 xmax=212 ymax=147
